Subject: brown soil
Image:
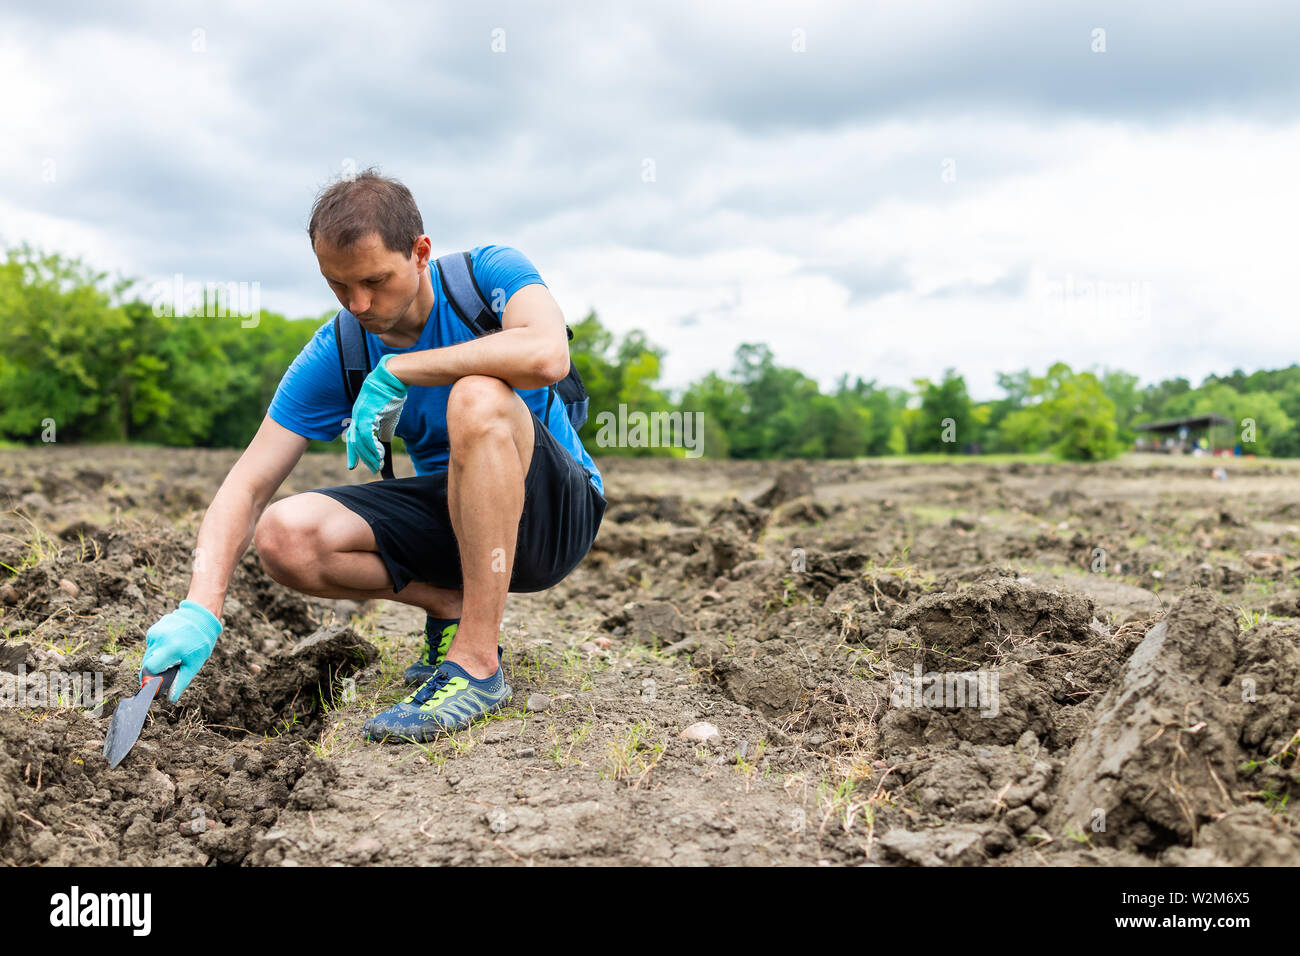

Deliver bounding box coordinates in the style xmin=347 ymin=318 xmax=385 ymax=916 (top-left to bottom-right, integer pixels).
xmin=3 ymin=447 xmax=1300 ymax=865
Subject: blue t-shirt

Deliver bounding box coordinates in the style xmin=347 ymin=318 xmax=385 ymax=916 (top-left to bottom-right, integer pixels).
xmin=268 ymin=244 xmax=604 ymax=496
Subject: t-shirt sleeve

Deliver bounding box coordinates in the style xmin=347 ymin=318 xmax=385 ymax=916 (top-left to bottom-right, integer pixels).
xmin=470 ymin=244 xmax=546 ymax=319
xmin=267 ymin=317 xmax=353 ymax=442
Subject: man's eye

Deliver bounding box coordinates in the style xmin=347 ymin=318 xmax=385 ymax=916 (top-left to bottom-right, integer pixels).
xmin=366 ymin=277 xmax=383 ymax=287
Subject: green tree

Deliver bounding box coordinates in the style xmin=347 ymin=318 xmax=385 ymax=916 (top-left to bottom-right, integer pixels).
xmin=1099 ymin=368 xmax=1142 ymax=445
xmin=910 ymin=369 xmax=973 ymax=453
xmin=0 ymin=246 xmax=134 ymax=441
xmin=998 ymin=362 xmax=1123 ymax=461
xmin=568 ymin=311 xmax=673 ymax=457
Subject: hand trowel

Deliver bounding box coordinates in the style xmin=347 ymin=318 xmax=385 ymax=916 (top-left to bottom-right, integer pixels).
xmin=103 ymin=665 xmax=180 ymax=769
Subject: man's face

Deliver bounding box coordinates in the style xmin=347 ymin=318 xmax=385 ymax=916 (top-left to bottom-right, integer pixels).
xmin=315 ymin=232 xmax=428 ymax=335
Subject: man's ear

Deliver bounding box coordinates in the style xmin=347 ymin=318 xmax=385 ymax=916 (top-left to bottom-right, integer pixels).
xmin=412 ymin=235 xmax=432 ymax=269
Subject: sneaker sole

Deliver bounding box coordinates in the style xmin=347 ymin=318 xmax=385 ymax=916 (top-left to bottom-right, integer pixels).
xmin=364 ymin=689 xmax=513 ymax=744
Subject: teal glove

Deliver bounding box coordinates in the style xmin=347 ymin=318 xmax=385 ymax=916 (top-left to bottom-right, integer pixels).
xmin=140 ymin=600 xmax=222 ymax=702
xmin=346 ymin=354 xmax=408 ymax=474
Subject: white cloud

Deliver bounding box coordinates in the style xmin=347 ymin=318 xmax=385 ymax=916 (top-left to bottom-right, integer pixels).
xmin=1 ymin=0 xmax=1298 ymax=403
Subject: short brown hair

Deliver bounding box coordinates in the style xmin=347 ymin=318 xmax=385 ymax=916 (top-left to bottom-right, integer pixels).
xmin=307 ymin=169 xmax=424 ymax=254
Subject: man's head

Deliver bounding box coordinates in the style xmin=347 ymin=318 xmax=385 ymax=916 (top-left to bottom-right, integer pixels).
xmin=308 ymin=170 xmax=432 ymax=335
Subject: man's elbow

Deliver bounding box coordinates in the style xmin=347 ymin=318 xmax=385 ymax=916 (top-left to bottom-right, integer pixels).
xmin=534 ymin=348 xmax=570 ymax=386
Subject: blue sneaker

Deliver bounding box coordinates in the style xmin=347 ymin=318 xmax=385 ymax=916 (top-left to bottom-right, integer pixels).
xmin=365 ymin=651 xmax=511 ymax=743
xmin=403 ymin=617 xmax=459 ymax=686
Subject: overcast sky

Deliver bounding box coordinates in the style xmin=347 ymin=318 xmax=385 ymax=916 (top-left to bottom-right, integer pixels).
xmin=2 ymin=0 xmax=1297 ymax=398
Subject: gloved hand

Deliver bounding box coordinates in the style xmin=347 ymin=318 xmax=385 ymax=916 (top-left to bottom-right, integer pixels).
xmin=346 ymin=354 xmax=408 ymax=474
xmin=140 ymin=600 xmax=222 ymax=702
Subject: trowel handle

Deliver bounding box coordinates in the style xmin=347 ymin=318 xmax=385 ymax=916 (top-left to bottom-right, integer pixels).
xmin=142 ymin=664 xmax=182 ymax=699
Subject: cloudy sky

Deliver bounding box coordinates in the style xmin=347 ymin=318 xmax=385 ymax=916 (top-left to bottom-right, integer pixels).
xmin=2 ymin=0 xmax=1297 ymax=398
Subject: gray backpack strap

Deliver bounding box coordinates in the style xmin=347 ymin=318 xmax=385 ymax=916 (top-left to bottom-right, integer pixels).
xmin=435 ymin=250 xmax=590 ymax=432
xmin=436 ymin=252 xmax=501 ymax=337
xmin=334 ymin=310 xmax=394 ymax=480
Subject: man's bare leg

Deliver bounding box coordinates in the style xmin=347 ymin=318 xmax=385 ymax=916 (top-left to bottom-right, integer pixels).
xmin=254 ymin=492 xmax=463 ymax=618
xmin=254 ymin=373 xmax=534 ymax=679
xmin=442 ymin=375 xmax=535 ymax=678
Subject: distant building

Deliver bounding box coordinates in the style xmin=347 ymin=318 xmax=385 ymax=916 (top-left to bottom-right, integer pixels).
xmin=1133 ymin=414 xmax=1233 ymax=454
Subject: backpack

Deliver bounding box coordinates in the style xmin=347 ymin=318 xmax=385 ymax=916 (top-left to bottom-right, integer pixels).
xmin=336 ymin=250 xmax=590 ymax=480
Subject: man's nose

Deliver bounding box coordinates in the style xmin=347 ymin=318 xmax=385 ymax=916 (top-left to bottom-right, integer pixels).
xmin=347 ymin=291 xmax=371 ymax=314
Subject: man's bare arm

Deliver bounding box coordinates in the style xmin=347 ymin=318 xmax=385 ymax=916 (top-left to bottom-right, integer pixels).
xmin=186 ymin=415 xmax=309 ymax=619
xmin=384 ymin=283 xmax=569 ymax=389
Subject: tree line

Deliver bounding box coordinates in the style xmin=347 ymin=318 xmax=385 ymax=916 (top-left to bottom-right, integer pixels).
xmin=0 ymin=246 xmax=1291 ymax=460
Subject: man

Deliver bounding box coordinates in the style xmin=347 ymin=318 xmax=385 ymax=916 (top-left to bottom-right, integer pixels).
xmin=138 ymin=170 xmax=606 ymax=742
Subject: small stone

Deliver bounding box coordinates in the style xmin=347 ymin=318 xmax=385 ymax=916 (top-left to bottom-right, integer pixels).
xmin=57 ymin=578 xmax=80 ymax=597
xmin=261 ymin=639 xmax=280 ymax=654
xmin=515 ymin=747 xmax=536 ymax=759
xmin=525 ymin=693 xmax=552 ymax=713
xmin=0 ymin=584 xmax=18 ymax=605
xmin=579 ymin=642 xmax=600 ymax=655
xmin=680 ymin=721 xmax=720 ymax=744
xmin=641 ymin=678 xmax=657 ymax=702
xmin=144 ymin=768 xmax=176 ymax=813
xmin=248 ymin=663 xmax=262 ymax=676
xmin=593 ymin=636 xmax=612 ymax=650
xmin=486 ymin=808 xmax=516 ymax=834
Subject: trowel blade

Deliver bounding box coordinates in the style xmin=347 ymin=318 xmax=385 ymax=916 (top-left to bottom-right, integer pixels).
xmin=102 ymin=666 xmax=178 ymax=769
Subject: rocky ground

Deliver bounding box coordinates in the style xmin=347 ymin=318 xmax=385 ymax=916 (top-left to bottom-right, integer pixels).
xmin=3 ymin=446 xmax=1300 ymax=866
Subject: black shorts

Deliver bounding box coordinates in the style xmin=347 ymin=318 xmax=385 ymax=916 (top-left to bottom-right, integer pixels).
xmin=310 ymin=411 xmax=606 ymax=594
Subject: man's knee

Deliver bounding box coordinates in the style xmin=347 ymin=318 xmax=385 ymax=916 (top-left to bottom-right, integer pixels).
xmin=446 ymin=375 xmax=522 ymax=444
xmin=254 ymin=499 xmax=322 ymax=588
